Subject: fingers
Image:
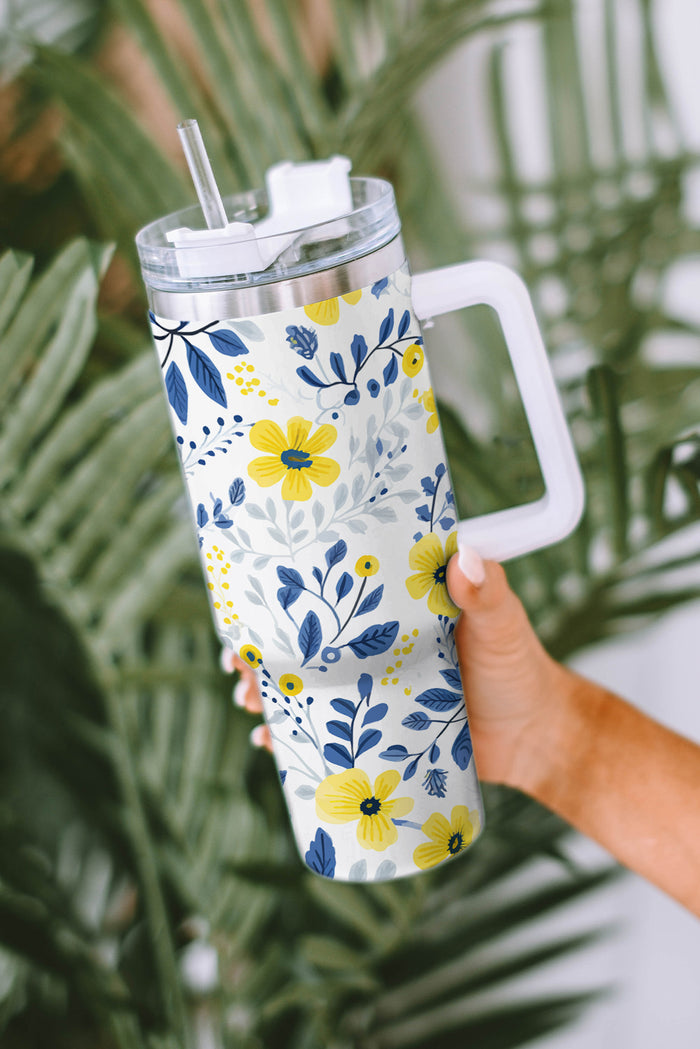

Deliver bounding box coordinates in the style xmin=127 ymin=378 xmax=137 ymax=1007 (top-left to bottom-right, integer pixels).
xmin=221 ymin=648 xmax=273 ymax=752
xmin=220 ymin=649 xmax=263 ymax=713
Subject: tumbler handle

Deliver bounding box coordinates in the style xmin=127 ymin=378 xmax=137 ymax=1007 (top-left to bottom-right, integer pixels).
xmin=412 ymin=261 xmax=584 ymax=562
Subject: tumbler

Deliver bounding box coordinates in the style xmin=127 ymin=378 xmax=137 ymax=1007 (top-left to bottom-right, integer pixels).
xmin=136 ymin=153 xmax=584 ymax=881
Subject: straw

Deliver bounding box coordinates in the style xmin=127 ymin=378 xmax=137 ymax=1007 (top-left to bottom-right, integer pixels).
xmin=177 ymin=118 xmax=228 ymax=229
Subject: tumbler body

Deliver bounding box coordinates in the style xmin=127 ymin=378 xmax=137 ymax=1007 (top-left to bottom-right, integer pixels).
xmin=142 ymin=220 xmax=483 ymax=880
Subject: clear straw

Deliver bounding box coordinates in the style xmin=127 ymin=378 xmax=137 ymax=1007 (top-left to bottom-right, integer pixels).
xmin=177 ymin=118 xmax=228 ymax=229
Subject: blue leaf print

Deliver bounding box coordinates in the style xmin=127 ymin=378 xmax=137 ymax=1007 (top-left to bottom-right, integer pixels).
xmin=299 ymin=610 xmax=322 ymax=665
xmin=430 ymin=741 xmax=441 ymax=762
xmin=356 ymin=728 xmax=382 ymax=757
xmin=229 ymin=478 xmax=246 ymax=506
xmin=451 ymin=722 xmax=473 ymax=770
xmin=278 ymin=586 xmax=301 ymax=610
xmin=324 ymin=742 xmax=353 ymax=769
xmin=305 ymin=827 xmax=336 ymax=878
xmin=336 ymin=572 xmax=353 ymax=601
xmin=378 ymin=308 xmax=394 ymax=344
xmin=371 ymin=278 xmax=388 ymax=298
xmin=196 ymin=503 xmax=208 ymax=527
xmin=165 ymin=360 xmax=188 ymax=424
xmin=440 ymin=518 xmax=455 ymax=530
xmin=347 ymin=621 xmax=399 ymax=659
xmin=421 ymin=475 xmax=436 ymax=496
xmin=415 ymin=688 xmax=463 ymax=712
xmin=185 ymin=340 xmax=227 ymax=408
xmin=208 ymin=328 xmax=248 ymax=356
xmin=325 ymin=540 xmax=347 ymax=568
xmin=404 ymin=757 xmax=420 ymax=781
xmin=357 ymin=673 xmax=373 ymax=702
xmin=344 ymin=388 xmax=360 ymax=406
xmin=214 ymin=515 xmax=233 ymax=529
xmin=415 ymin=504 xmax=431 ymax=523
xmin=351 ymin=334 xmax=368 ymax=368
xmin=440 ymin=667 xmax=462 ymax=689
xmin=331 ymin=697 xmax=356 ymax=717
xmin=330 ymin=352 xmax=347 ymax=381
xmin=297 ymin=365 xmax=325 ymax=388
xmin=327 ymin=720 xmax=352 ymax=740
xmin=398 ymin=308 xmax=410 ymax=338
xmin=278 ymin=566 xmax=305 ymax=588
xmin=402 ymin=711 xmax=432 ymax=731
xmin=286 ymin=324 xmax=318 ymax=359
xmin=356 ymin=585 xmax=383 ymax=616
xmin=379 ymin=744 xmax=409 ymax=761
xmin=362 ymin=703 xmax=387 ymax=726
xmin=383 ymin=354 xmax=398 ymax=386
xmin=213 ymin=498 xmax=223 ymax=516
xmin=312 ymin=566 xmax=323 ymax=586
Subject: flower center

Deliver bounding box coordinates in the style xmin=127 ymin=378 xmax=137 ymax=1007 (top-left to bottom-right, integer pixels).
xmin=280 ymin=448 xmax=312 ymax=470
xmin=359 ymin=796 xmax=381 ymax=817
xmin=447 ymin=831 xmax=464 ymax=855
xmin=433 ymin=563 xmax=447 ymax=584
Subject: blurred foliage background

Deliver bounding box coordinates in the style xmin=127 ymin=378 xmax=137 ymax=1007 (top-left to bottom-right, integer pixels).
xmin=0 ymin=0 xmax=699 ymax=1047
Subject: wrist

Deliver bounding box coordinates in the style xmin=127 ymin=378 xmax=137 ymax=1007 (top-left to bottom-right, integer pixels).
xmin=505 ymin=659 xmax=600 ymax=807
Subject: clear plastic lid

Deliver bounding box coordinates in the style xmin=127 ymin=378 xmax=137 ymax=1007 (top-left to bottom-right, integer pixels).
xmin=136 ymin=175 xmax=400 ymax=294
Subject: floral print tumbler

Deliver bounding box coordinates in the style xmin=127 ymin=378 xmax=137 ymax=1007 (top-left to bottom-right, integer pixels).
xmin=136 ymin=154 xmax=584 ymax=881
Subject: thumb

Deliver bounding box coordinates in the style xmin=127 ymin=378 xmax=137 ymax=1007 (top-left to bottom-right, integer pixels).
xmin=446 ymin=546 xmax=530 ymax=653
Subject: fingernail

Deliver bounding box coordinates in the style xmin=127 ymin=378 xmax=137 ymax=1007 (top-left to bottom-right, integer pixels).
xmin=220 ymin=648 xmax=235 ymax=674
xmin=249 ymin=725 xmax=268 ymax=748
xmin=233 ymin=680 xmax=249 ymax=708
xmin=458 ymin=542 xmax=485 ymax=588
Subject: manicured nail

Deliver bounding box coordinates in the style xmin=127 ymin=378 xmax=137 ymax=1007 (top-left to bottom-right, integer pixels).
xmin=233 ymin=680 xmax=249 ymax=708
xmin=458 ymin=542 xmax=485 ymax=588
xmin=249 ymin=725 xmax=268 ymax=748
xmin=220 ymin=648 xmax=236 ymax=674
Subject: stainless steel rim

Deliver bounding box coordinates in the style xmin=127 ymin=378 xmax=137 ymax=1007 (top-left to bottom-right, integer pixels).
xmin=146 ymin=236 xmax=406 ymax=321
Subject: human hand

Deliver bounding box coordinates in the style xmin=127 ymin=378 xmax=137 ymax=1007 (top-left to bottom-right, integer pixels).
xmin=221 ymin=546 xmax=570 ymax=794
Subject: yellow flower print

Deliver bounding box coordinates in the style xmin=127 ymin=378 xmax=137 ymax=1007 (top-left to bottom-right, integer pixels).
xmin=402 ymin=343 xmax=424 ymax=377
xmin=315 ymin=768 xmax=413 ymax=852
xmin=279 ymin=673 xmax=303 ymax=696
xmin=413 ymin=805 xmax=481 ymax=869
xmin=247 ymin=416 xmax=340 ymax=501
xmin=304 ymin=290 xmax=362 ymax=325
xmin=419 ymin=387 xmax=439 ymax=434
xmin=355 ymin=554 xmax=379 ymax=577
xmin=240 ymin=643 xmax=263 ymax=668
xmin=406 ymin=531 xmax=459 ymax=617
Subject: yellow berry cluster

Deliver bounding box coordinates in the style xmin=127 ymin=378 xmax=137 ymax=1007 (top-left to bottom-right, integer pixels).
xmin=227 ymin=363 xmax=279 ymax=406
xmin=205 ymin=545 xmax=239 ymax=626
xmin=381 ymin=628 xmax=419 ymax=694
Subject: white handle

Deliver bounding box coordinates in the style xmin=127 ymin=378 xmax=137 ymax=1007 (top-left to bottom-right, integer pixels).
xmin=412 ymin=260 xmax=584 ymax=562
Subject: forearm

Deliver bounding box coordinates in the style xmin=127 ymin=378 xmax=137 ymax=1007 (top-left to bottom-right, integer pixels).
xmin=514 ymin=663 xmax=700 ymax=917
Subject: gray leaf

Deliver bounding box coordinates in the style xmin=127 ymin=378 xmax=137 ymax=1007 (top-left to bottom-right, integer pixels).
xmin=348 ymin=859 xmax=367 ymax=881
xmin=232 ymin=319 xmax=265 ymax=341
